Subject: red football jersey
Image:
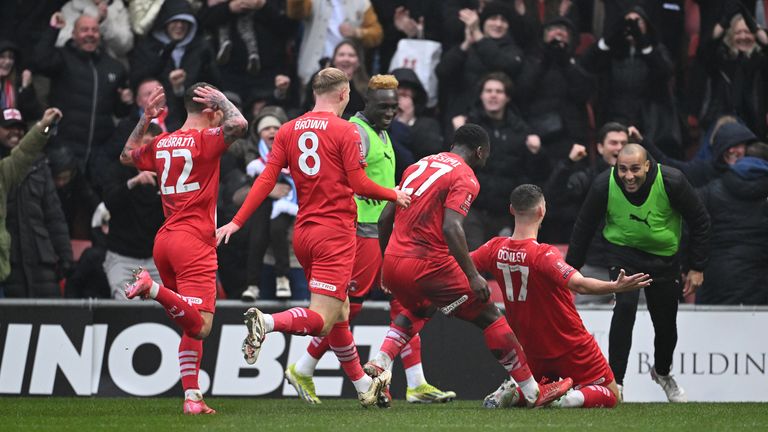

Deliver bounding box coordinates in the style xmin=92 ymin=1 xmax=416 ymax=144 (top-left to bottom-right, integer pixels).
xmin=132 ymin=127 xmax=228 ymax=246
xmin=471 ymin=238 xmax=592 ymax=359
xmin=387 ymin=152 xmax=479 ymax=260
xmin=267 ymin=111 xmax=367 ymax=231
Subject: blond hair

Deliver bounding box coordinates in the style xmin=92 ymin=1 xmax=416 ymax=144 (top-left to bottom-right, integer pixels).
xmin=312 ymin=68 xmax=349 ymax=96
xmin=368 ymin=75 xmax=399 ymax=90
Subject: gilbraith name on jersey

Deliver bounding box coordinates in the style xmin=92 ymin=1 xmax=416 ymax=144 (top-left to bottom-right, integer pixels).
xmin=156 ymin=136 xmax=196 ymax=148
xmin=294 ymin=119 xmax=329 ymax=131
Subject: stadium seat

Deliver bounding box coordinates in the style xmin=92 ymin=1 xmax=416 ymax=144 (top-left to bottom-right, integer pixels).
xmin=71 ymin=239 xmax=92 ymax=262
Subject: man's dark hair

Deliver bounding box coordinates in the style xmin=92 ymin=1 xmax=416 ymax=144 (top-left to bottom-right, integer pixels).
xmin=184 ymin=82 xmax=219 ymax=113
xmin=478 ymin=72 xmax=513 ymax=98
xmin=597 ymin=122 xmax=628 ymax=144
xmin=454 ymin=124 xmax=489 ymax=150
xmin=747 ymin=141 xmax=768 ymax=161
xmin=510 ymin=184 xmax=544 ymax=214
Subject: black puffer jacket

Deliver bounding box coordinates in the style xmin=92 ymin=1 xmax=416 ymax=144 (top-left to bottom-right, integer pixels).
xmin=516 ymin=16 xmax=594 ymax=160
xmin=3 ymin=156 xmax=72 ymax=298
xmin=696 ymin=158 xmax=768 ymax=305
xmin=580 ymin=6 xmax=678 ymax=149
xmin=33 ymin=27 xmax=129 ymax=170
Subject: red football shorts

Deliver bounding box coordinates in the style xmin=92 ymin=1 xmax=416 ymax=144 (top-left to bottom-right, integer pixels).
xmin=348 ymin=236 xmax=382 ymax=299
xmin=528 ymin=337 xmax=615 ymax=388
xmin=153 ymin=229 xmax=218 ymax=313
xmin=381 ymin=254 xmax=488 ymax=321
xmin=293 ymin=223 xmax=356 ymax=301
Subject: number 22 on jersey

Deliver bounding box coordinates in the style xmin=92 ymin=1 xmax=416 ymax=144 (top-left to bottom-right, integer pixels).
xmin=157 ymin=149 xmax=200 ymax=195
xmin=401 ymin=160 xmax=454 ymax=196
xmin=497 ymin=263 xmax=529 ymax=302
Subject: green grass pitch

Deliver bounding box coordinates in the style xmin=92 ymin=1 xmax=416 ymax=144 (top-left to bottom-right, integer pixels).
xmin=2 ymin=398 xmax=766 ymax=431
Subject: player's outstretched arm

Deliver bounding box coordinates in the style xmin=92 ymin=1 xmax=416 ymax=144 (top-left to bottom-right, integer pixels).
xmin=348 ymin=168 xmax=411 ymax=208
xmin=443 ymin=209 xmax=489 ymax=302
xmin=215 ymin=162 xmax=282 ymax=246
xmin=568 ymin=268 xmax=652 ymax=295
xmin=120 ymin=86 xmax=165 ymax=167
xmin=192 ymin=85 xmax=248 ymax=145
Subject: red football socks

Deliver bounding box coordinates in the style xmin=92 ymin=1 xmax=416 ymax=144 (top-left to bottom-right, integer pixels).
xmin=328 ymin=321 xmax=365 ymax=381
xmin=483 ymin=316 xmax=533 ymax=383
xmin=579 ymin=385 xmax=618 ymax=408
xmin=272 ymin=307 xmax=324 ymax=335
xmin=154 ymin=286 xmax=203 ymax=337
xmin=401 ymin=333 xmax=422 ymax=369
xmin=306 ymin=302 xmax=363 ymax=359
xmin=178 ymin=335 xmax=202 ymax=391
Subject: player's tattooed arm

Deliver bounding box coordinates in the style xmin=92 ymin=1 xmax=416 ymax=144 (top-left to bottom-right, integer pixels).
xmin=192 ymin=85 xmax=248 ymax=145
xmin=120 ymin=116 xmax=150 ymax=167
xmin=120 ymin=86 xmax=165 ymax=167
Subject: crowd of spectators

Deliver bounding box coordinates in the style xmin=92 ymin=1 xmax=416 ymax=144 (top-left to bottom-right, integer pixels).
xmin=0 ymin=0 xmax=766 ymax=305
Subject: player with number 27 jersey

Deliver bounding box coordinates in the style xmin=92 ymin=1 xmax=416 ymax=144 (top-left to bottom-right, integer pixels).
xmin=384 ymin=152 xmax=483 ymax=319
xmin=132 ymin=127 xmax=228 ymax=246
xmin=387 ymin=152 xmax=479 ymax=261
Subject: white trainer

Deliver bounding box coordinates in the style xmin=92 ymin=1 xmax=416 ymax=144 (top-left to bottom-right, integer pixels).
xmin=275 ymin=276 xmax=292 ymax=299
xmin=358 ymin=370 xmax=392 ymax=407
xmin=242 ymin=307 xmax=266 ymax=365
xmin=482 ymin=378 xmax=520 ymax=408
xmin=617 ymin=384 xmax=624 ymax=402
xmin=241 ymin=285 xmax=260 ymax=302
xmin=651 ymin=367 xmax=687 ymax=403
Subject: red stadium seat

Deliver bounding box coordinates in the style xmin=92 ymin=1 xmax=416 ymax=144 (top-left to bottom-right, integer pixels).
xmin=71 ymin=239 xmax=92 ymax=261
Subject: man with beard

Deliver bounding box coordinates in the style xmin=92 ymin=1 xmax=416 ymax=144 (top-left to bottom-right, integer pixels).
xmin=566 ymin=144 xmax=710 ymax=403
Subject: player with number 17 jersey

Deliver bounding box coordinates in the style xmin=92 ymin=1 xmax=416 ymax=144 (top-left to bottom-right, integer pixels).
xmin=471 ymin=239 xmax=590 ymax=360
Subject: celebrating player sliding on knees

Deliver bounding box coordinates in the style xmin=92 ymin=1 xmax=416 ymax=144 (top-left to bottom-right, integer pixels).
xmin=474 ymin=184 xmax=651 ymax=409
xmin=216 ymin=67 xmax=409 ymax=407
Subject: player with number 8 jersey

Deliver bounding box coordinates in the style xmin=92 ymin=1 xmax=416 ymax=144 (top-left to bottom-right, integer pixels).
xmin=120 ymin=83 xmax=249 ymax=414
xmin=216 ymin=68 xmax=410 ymax=407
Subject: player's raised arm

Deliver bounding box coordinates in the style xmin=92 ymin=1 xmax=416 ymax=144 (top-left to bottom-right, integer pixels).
xmin=120 ymin=85 xmax=164 ymax=167
xmin=567 ymin=268 xmax=652 ymax=295
xmin=192 ymin=85 xmax=248 ymax=145
xmin=443 ymin=208 xmax=489 ymax=302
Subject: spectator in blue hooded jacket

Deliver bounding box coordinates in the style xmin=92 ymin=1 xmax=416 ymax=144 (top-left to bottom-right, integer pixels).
xmin=643 ymin=120 xmax=758 ymax=187
xmin=696 ymin=141 xmax=768 ymax=305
